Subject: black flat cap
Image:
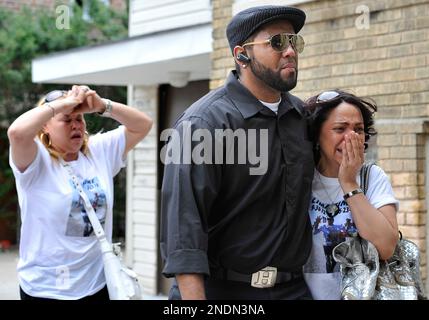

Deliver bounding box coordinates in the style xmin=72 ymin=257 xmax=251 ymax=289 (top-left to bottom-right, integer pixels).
xmin=226 ymin=5 xmax=306 ymax=53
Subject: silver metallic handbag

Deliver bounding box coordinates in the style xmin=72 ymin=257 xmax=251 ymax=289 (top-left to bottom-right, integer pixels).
xmin=332 ymin=163 xmax=427 ymax=300
xmin=374 ymin=232 xmax=426 ymax=300
xmin=332 ymin=236 xmax=379 ymax=299
xmin=333 ymin=232 xmax=426 ymax=300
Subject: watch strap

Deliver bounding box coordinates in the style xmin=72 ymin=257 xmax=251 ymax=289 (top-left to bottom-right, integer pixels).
xmin=97 ymin=98 xmax=113 ymax=117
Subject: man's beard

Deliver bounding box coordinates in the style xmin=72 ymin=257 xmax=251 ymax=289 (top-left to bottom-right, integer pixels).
xmin=250 ymin=58 xmax=298 ymax=92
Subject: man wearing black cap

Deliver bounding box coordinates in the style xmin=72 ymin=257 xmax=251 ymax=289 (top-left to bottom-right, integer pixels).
xmin=161 ymin=5 xmax=314 ymax=299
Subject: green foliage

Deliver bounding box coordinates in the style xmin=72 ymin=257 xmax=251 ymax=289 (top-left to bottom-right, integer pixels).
xmin=0 ymin=1 xmax=128 ymax=108
xmin=0 ymin=1 xmax=129 ymax=241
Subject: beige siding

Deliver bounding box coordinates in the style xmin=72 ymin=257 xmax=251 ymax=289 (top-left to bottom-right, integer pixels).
xmin=129 ymin=0 xmax=212 ymax=36
xmin=126 ymin=85 xmax=159 ymax=296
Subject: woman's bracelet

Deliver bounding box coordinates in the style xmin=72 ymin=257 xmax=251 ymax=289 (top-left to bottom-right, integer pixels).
xmin=45 ymin=103 xmax=55 ymax=118
xmin=343 ymin=188 xmax=364 ymax=200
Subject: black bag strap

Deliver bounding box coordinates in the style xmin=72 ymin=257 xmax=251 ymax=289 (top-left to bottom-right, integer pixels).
xmin=360 ymin=162 xmax=375 ymax=195
xmin=357 ymin=162 xmax=376 ymax=260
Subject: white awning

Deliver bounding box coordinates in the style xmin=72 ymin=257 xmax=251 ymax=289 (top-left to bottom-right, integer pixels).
xmin=32 ymin=24 xmax=212 ymax=86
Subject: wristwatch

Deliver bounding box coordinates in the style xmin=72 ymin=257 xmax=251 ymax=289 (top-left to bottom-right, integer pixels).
xmin=343 ymin=188 xmax=364 ymax=200
xmin=97 ymin=99 xmax=113 ymax=117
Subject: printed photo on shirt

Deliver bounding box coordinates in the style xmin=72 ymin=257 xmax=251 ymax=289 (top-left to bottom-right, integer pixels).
xmin=66 ymin=177 xmax=107 ymax=237
xmin=305 ymin=197 xmax=357 ymax=273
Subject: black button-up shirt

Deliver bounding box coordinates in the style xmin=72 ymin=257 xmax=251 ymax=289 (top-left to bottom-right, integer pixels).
xmin=161 ymin=71 xmax=314 ymax=277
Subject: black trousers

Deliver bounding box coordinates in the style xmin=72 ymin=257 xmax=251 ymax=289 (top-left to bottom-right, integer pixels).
xmin=169 ymin=276 xmax=312 ymax=300
xmin=20 ymin=286 xmax=110 ymax=301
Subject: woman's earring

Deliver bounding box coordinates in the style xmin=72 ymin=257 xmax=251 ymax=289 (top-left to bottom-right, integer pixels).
xmin=315 ymin=143 xmax=320 ymax=151
xmin=40 ymin=132 xmax=51 ymax=147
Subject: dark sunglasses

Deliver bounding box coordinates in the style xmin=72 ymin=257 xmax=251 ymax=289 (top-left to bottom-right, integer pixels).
xmin=242 ymin=33 xmax=305 ymax=53
xmin=316 ymin=91 xmax=341 ymax=103
xmin=44 ymin=90 xmax=67 ymax=103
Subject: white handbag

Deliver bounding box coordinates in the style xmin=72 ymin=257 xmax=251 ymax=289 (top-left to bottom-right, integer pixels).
xmin=61 ymin=159 xmax=142 ymax=300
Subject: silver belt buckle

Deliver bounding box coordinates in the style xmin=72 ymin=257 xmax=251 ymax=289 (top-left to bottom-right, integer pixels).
xmin=251 ymin=266 xmax=277 ymax=288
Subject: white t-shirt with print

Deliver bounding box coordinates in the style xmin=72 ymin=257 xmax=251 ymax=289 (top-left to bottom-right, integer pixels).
xmin=303 ymin=165 xmax=398 ymax=300
xmin=9 ymin=126 xmax=126 ymax=299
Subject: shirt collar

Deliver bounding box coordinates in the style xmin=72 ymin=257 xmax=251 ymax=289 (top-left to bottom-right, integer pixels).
xmin=225 ymin=71 xmax=304 ymax=119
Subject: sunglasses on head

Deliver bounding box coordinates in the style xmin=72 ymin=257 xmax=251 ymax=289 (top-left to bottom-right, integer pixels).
xmin=242 ymin=33 xmax=305 ymax=54
xmin=44 ymin=90 xmax=67 ymax=103
xmin=315 ymin=91 xmax=341 ymax=103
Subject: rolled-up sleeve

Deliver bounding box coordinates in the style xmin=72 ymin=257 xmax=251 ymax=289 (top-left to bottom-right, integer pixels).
xmin=160 ymin=116 xmax=222 ymax=277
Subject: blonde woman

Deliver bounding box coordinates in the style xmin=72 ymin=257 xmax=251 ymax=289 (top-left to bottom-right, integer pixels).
xmin=8 ymin=85 xmax=152 ymax=300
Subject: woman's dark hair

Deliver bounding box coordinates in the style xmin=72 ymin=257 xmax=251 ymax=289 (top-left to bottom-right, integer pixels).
xmin=305 ymin=89 xmax=377 ymax=164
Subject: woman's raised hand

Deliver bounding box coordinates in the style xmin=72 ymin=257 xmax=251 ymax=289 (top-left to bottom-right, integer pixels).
xmin=338 ymin=132 xmax=364 ymax=188
xmin=57 ymin=85 xmax=96 ymax=115
xmin=70 ymin=85 xmax=106 ymax=115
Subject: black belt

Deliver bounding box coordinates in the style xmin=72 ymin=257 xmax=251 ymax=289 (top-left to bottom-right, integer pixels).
xmin=210 ymin=267 xmax=302 ymax=287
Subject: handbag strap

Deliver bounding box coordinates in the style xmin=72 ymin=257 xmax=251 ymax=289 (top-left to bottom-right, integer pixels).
xmin=360 ymin=162 xmax=375 ymax=195
xmin=356 ymin=162 xmax=375 ymax=258
xmin=59 ymin=158 xmax=106 ymax=241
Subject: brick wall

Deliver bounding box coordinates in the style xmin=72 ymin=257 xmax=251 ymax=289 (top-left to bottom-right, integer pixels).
xmin=211 ymin=0 xmax=429 ymax=281
xmin=297 ymin=0 xmax=429 ymax=282
xmin=210 ymin=0 xmax=234 ymax=90
xmin=110 ymin=0 xmax=126 ymax=12
xmin=0 ymin=0 xmax=56 ymax=11
xmin=0 ymin=0 xmax=127 ymax=12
